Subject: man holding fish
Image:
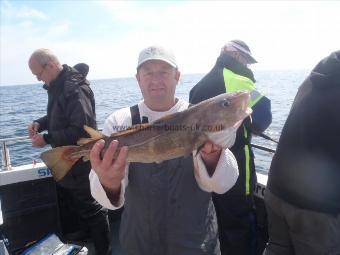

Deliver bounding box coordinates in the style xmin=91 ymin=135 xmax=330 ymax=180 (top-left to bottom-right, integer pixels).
xmin=87 ymin=45 xmax=251 ymax=254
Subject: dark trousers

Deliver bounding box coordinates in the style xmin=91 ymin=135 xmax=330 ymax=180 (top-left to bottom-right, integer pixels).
xmin=108 ymin=209 xmax=125 ymax=255
xmin=57 ymin=183 xmax=111 ymax=255
xmin=264 ymin=190 xmax=340 ymax=255
xmin=212 ymin=194 xmax=257 ymax=255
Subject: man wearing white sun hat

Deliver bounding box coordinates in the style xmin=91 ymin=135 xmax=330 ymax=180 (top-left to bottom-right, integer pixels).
xmin=89 ymin=45 xmax=240 ymax=254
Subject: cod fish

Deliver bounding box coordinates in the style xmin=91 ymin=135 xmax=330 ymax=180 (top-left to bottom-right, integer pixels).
xmin=41 ymin=92 xmax=252 ymax=181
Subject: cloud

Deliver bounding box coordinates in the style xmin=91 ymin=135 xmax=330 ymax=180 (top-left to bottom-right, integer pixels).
xmin=0 ymin=23 xmax=71 ymax=86
xmin=0 ymin=19 xmax=133 ymax=86
xmin=1 ymin=0 xmax=48 ymax=20
xmin=1 ymin=1 xmax=340 ymax=86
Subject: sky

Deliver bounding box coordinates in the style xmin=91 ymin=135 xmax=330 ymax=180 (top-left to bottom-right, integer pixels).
xmin=1 ymin=0 xmax=340 ymax=86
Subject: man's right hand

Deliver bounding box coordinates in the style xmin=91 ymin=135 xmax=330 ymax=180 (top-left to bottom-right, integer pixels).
xmin=28 ymin=122 xmax=40 ymax=138
xmin=90 ymin=139 xmax=128 ymax=204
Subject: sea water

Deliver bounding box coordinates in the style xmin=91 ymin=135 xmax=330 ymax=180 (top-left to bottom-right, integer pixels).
xmin=0 ymin=70 xmax=309 ymax=173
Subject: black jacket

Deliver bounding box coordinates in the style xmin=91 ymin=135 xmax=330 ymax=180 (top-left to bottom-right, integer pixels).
xmin=36 ymin=64 xmax=96 ymax=147
xmin=267 ymin=51 xmax=340 ymax=214
xmin=190 ymin=54 xmax=271 ymax=135
xmin=36 ymin=64 xmax=96 ymax=185
xmin=190 ymin=54 xmax=272 ymax=196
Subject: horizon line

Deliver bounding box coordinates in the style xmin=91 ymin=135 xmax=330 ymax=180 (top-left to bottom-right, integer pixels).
xmin=0 ymin=68 xmax=310 ymax=87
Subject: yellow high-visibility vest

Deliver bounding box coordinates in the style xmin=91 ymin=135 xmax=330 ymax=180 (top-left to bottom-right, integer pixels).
xmin=223 ymin=68 xmax=262 ymax=107
xmin=223 ymin=68 xmax=262 ymax=195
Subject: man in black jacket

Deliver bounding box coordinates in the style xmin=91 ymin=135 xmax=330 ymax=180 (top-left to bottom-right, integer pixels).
xmin=190 ymin=40 xmax=272 ymax=255
xmin=264 ymin=51 xmax=340 ymax=255
xmin=28 ymin=49 xmax=111 ymax=255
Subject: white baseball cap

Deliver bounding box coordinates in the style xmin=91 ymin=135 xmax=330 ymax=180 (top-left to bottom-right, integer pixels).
xmin=137 ymin=45 xmax=177 ymax=69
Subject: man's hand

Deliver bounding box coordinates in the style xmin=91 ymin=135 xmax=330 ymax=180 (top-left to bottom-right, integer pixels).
xmin=28 ymin=122 xmax=40 ymax=138
xmin=90 ymin=139 xmax=128 ymax=205
xmin=199 ymin=141 xmax=222 ymax=176
xmin=31 ymin=134 xmax=47 ymax=147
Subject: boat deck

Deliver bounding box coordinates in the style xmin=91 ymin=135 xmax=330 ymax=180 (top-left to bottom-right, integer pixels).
xmin=0 ymin=136 xmax=270 ymax=254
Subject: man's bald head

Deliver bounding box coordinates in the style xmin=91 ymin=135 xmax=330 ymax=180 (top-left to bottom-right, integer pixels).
xmin=28 ymin=48 xmax=63 ymax=85
xmin=28 ymin=48 xmax=61 ymax=68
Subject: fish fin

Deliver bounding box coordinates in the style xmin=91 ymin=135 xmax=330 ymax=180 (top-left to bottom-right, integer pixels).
xmin=110 ymin=123 xmax=151 ymax=138
xmin=77 ymin=138 xmax=96 ymax=146
xmin=195 ymin=144 xmax=205 ymax=156
xmin=109 ymin=112 xmax=180 ymax=138
xmin=82 ymin=155 xmax=90 ymax=162
xmin=153 ymin=112 xmax=180 ymax=122
xmin=84 ymin=125 xmax=104 ymax=139
xmin=193 ymin=133 xmax=209 ymax=156
xmin=40 ymin=146 xmax=79 ymax=181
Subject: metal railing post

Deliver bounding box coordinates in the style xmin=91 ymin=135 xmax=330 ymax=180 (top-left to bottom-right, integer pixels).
xmin=0 ymin=136 xmax=31 ymax=171
xmin=1 ymin=142 xmax=12 ymax=171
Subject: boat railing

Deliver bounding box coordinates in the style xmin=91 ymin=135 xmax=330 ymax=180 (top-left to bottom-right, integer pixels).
xmin=0 ymin=136 xmax=31 ymax=171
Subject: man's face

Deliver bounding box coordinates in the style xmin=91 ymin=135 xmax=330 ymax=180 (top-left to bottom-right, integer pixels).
xmin=136 ymin=60 xmax=180 ymax=110
xmin=29 ymin=58 xmax=56 ymax=85
xmin=227 ymin=50 xmax=249 ymax=66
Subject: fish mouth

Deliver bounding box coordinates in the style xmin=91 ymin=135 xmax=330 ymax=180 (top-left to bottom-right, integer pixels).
xmin=233 ymin=118 xmax=244 ymax=129
xmin=230 ymin=91 xmax=252 ymax=128
xmin=231 ymin=107 xmax=252 ymax=129
xmin=232 ymin=91 xmax=252 ymax=112
xmin=245 ymin=107 xmax=252 ymax=116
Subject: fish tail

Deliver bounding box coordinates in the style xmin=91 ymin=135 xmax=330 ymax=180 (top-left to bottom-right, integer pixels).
xmin=40 ymin=145 xmax=80 ymax=181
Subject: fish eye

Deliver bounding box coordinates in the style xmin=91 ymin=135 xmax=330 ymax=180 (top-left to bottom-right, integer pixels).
xmin=221 ymin=99 xmax=230 ymax=107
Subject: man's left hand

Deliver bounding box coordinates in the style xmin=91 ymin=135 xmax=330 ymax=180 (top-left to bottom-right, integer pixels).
xmin=31 ymin=134 xmax=47 ymax=147
xmin=199 ymin=141 xmax=222 ymax=176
